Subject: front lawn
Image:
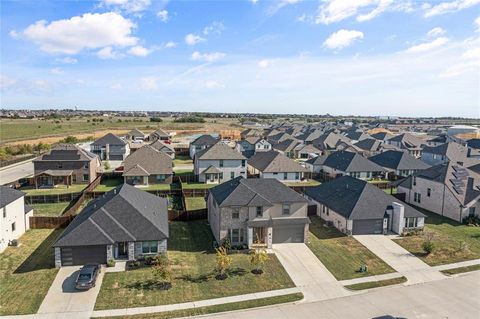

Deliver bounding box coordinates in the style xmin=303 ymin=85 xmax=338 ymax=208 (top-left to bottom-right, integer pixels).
xmin=185 ymin=197 xmax=206 ymax=211
xmin=393 ymin=208 xmax=480 ymax=266
xmin=0 ymin=229 xmax=61 ymax=315
xmin=344 ymin=276 xmax=407 ymax=291
xmin=31 ymin=202 xmax=71 ymax=216
xmin=307 ymin=216 xmax=395 ymax=280
xmin=95 ymin=220 xmax=295 ymax=310
xmin=94 ymin=178 xmax=123 ymax=192
xmin=20 ymin=184 xmax=87 ymax=195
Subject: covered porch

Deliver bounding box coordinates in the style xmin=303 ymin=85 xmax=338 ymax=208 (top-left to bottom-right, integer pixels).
xmin=202 ymin=165 xmax=223 ymax=184
xmin=123 ymin=164 xmax=149 ymax=186
xmin=34 ymin=170 xmax=73 ymax=189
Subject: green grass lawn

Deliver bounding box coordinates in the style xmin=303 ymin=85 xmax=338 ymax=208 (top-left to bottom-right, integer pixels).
xmin=94 ymin=220 xmax=295 ymax=310
xmin=31 ymin=202 xmax=71 ymax=216
xmin=393 ymin=208 xmax=480 ymax=266
xmin=441 ymin=264 xmax=480 ymax=275
xmin=307 ymin=216 xmax=395 ymax=280
xmin=20 ymin=184 xmax=87 ymax=195
xmin=173 ymin=168 xmax=194 ymax=174
xmin=142 ymin=183 xmax=174 ymax=191
xmin=173 ymin=155 xmax=193 ymax=166
xmin=0 ymin=229 xmax=61 ymax=315
xmin=344 ymin=276 xmax=407 ymax=291
xmin=94 ymin=293 xmax=303 ymax=319
xmin=181 ymin=182 xmax=216 ymax=189
xmin=284 ymin=180 xmax=321 ymax=187
xmin=185 ymin=197 xmax=207 ymax=211
xmin=94 ymin=178 xmax=123 ymax=192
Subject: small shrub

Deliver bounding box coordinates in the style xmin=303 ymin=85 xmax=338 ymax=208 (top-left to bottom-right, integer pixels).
xmin=422 ymin=241 xmax=435 ymax=254
xmin=107 ymin=259 xmax=116 ymax=267
xmin=152 ymin=254 xmax=172 ymax=289
xmin=221 ymin=237 xmax=231 ymax=250
xmin=250 ymin=249 xmax=269 ymax=275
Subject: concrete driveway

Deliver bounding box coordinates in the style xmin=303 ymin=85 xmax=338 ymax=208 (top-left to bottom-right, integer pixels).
xmin=354 ymin=235 xmax=445 ymax=284
xmin=273 ymin=243 xmax=351 ymax=301
xmin=37 ymin=266 xmax=104 ymax=319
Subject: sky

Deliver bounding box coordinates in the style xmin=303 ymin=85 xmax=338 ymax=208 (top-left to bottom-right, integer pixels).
xmin=0 ymin=0 xmax=479 ymax=117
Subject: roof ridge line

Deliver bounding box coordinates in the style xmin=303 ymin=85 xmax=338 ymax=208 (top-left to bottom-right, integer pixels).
xmin=88 ymin=216 xmax=115 ymax=243
xmin=101 ymin=207 xmax=136 ymax=241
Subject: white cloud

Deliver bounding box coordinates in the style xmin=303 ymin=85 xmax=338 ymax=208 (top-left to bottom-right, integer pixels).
xmin=203 ymin=21 xmax=225 ymax=36
xmin=250 ymin=0 xmax=259 ymax=4
xmin=139 ymin=76 xmax=158 ymax=90
xmin=19 ymin=12 xmax=137 ymax=54
xmin=50 ymin=67 xmax=63 ymax=75
xmin=157 ymin=10 xmax=169 ymax=22
xmin=316 ymin=0 xmax=411 ymax=25
xmin=461 ymin=47 xmax=480 ymax=60
xmin=165 ymin=41 xmax=176 ymax=48
xmin=110 ymin=83 xmax=123 ymax=90
xmin=191 ymin=51 xmax=226 ymax=62
xmin=101 ymin=0 xmax=151 ymax=14
xmin=323 ymin=29 xmax=364 ymax=50
xmin=424 ymin=0 xmax=480 ymax=18
xmin=258 ymin=59 xmax=272 ymax=68
xmin=406 ymin=37 xmax=449 ymax=53
xmin=475 ymin=16 xmax=480 ymax=31
xmin=97 ymin=46 xmax=122 ymax=59
xmin=128 ymin=45 xmax=151 ymax=57
xmin=267 ymin=0 xmax=302 ymax=16
xmin=55 ymin=57 xmax=78 ymax=64
xmin=0 ymin=75 xmax=17 ymax=90
xmin=185 ymin=33 xmax=206 ymax=46
xmin=202 ymin=80 xmax=225 ymax=89
xmin=427 ymin=27 xmax=446 ymax=37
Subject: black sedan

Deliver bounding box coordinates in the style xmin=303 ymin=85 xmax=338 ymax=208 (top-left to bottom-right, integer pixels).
xmin=75 ymin=264 xmax=101 ymax=290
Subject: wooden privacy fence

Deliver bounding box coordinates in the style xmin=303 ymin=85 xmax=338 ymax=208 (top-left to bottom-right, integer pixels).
xmin=174 ymin=147 xmax=190 ymax=156
xmin=168 ymin=209 xmax=207 ymax=221
xmin=29 ymin=215 xmax=75 ymax=229
xmin=62 ymin=175 xmax=103 ymax=216
xmin=25 ymin=192 xmax=83 ymax=204
xmin=182 ymin=188 xmax=209 ymax=197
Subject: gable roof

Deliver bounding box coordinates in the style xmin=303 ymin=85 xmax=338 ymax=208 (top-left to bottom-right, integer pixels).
xmin=311 ymin=132 xmax=350 ymax=150
xmin=150 ymin=128 xmax=170 ymax=138
xmin=92 ymin=133 xmax=126 ymax=146
xmin=191 ymin=134 xmax=219 ymax=146
xmin=248 ymin=150 xmax=308 ymax=173
xmin=150 ymin=140 xmax=175 ymax=153
xmin=467 ymin=139 xmax=480 ymax=149
xmin=387 ymin=133 xmax=423 ymax=149
xmin=273 ymin=139 xmax=301 ymax=152
xmin=369 ymin=150 xmax=430 ymax=171
xmin=422 ymin=142 xmax=468 ymax=161
xmin=304 ymin=176 xmax=425 ymax=220
xmin=123 ymin=145 xmax=172 ymax=176
xmin=34 ymin=144 xmax=98 ymax=162
xmin=127 ymin=128 xmax=145 ymax=138
xmin=371 ymin=132 xmax=394 ymax=141
xmin=196 ymin=142 xmax=246 ymax=160
xmin=0 ymin=186 xmax=25 ymax=208
xmin=209 ymin=177 xmax=307 ymax=207
xmin=53 ymin=184 xmax=169 ymax=247
xmin=322 ymin=151 xmax=386 ymax=172
xmin=354 ymin=138 xmax=383 ymax=152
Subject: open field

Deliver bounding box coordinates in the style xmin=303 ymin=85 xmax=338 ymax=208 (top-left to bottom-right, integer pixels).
xmin=307 ymin=216 xmax=395 ymax=280
xmin=0 ymin=117 xmax=241 ymax=145
xmin=95 ymin=220 xmax=295 ymax=310
xmin=0 ymin=229 xmax=61 ymax=315
xmin=393 ymin=208 xmax=480 ymax=266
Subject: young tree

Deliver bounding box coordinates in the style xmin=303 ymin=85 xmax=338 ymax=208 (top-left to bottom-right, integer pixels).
xmin=215 ymin=247 xmax=232 ymax=280
xmin=250 ymin=249 xmax=269 ymax=275
xmin=422 ymin=232 xmax=435 ymax=254
xmin=152 ymin=254 xmax=172 ymax=289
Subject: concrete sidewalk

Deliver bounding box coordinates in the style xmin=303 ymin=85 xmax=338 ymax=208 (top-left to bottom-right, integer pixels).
xmin=354 ymin=235 xmax=445 ymax=284
xmin=433 ymin=258 xmax=480 ymax=271
xmin=273 ymin=243 xmax=352 ymax=301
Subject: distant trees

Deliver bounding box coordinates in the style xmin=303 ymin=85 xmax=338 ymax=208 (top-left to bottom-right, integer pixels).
xmin=150 ymin=117 xmax=163 ymax=122
xmin=173 ymin=116 xmax=205 ymax=123
xmin=58 ymin=136 xmax=78 ymax=144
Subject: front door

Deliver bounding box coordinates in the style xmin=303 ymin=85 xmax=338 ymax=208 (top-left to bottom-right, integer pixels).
xmin=253 ymin=228 xmax=266 ymax=245
xmin=117 ymin=242 xmax=128 ymax=259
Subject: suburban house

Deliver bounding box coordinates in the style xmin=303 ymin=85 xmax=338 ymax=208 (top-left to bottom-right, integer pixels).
xmin=369 ymin=150 xmax=430 ymax=179
xmin=189 ymin=134 xmax=219 ymax=159
xmin=150 ymin=140 xmax=176 ymax=159
xmin=305 ymin=150 xmax=386 ymax=180
xmin=304 ymin=176 xmax=426 ymax=235
xmin=421 ymin=142 xmax=470 ymax=166
xmin=385 ymin=133 xmax=424 ymax=158
xmin=52 ymin=184 xmax=168 ymax=267
xmin=294 ymin=143 xmax=322 ymax=160
xmin=126 ymin=128 xmax=146 ymax=142
xmin=272 ymin=139 xmax=301 ymax=158
xmin=353 ymin=138 xmax=398 ymax=157
xmin=123 ymin=145 xmax=173 ymax=186
xmin=0 ymin=186 xmax=33 ymax=253
xmin=91 ymin=133 xmax=130 ymax=161
xmin=236 ymin=137 xmax=271 ymax=158
xmin=207 ymin=177 xmax=310 ymax=248
xmin=310 ymin=132 xmax=351 ymax=154
xmin=247 ymin=150 xmax=309 ymax=182
xmin=33 ymin=144 xmax=101 ymax=188
xmin=194 ymin=142 xmax=247 ymax=183
xmin=148 ymin=129 xmax=171 ymax=142
xmin=396 ymin=163 xmax=480 ymax=222
xmin=427 ymin=135 xmax=447 ymax=146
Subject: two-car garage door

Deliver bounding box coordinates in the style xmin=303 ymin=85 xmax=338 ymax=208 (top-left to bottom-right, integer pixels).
xmin=272 ymin=225 xmax=305 ymax=244
xmin=61 ymin=245 xmax=106 ymax=266
xmin=352 ymin=219 xmax=383 ymax=235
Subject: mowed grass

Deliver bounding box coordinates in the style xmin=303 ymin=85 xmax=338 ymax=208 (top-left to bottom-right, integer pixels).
xmin=173 ymin=155 xmax=193 ymax=166
xmin=94 ymin=220 xmax=295 ymax=310
xmin=94 ymin=178 xmax=123 ymax=192
xmin=307 ymin=216 xmax=395 ymax=280
xmin=284 ymin=180 xmax=321 ymax=187
xmin=441 ymin=264 xmax=480 ymax=275
xmin=185 ymin=197 xmax=207 ymax=211
xmin=20 ymin=184 xmax=87 ymax=195
xmin=31 ymin=202 xmax=71 ymax=216
xmin=0 ymin=229 xmax=61 ymax=315
xmin=94 ymin=293 xmax=303 ymax=319
xmin=181 ymin=182 xmax=216 ymax=189
xmin=344 ymin=276 xmax=407 ymax=291
xmin=393 ymin=208 xmax=480 ymax=266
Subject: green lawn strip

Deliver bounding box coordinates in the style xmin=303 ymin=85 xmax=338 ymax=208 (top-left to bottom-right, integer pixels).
xmin=440 ymin=264 xmax=480 ymax=275
xmin=173 ymin=156 xmax=193 ymax=166
xmin=284 ymin=180 xmax=321 ymax=187
xmin=173 ymin=168 xmax=194 ymax=174
xmin=94 ymin=220 xmax=295 ymax=310
xmin=94 ymin=178 xmax=123 ymax=192
xmin=142 ymin=183 xmax=174 ymax=191
xmin=20 ymin=184 xmax=87 ymax=195
xmin=93 ymin=293 xmax=303 ymax=319
xmin=392 ymin=207 xmax=480 ymax=266
xmin=181 ymin=182 xmax=216 ymax=189
xmin=0 ymin=229 xmax=61 ymax=315
xmin=31 ymin=202 xmax=71 ymax=216
xmin=307 ymin=216 xmax=395 ymax=280
xmin=185 ymin=197 xmax=206 ymax=211
xmin=344 ymin=276 xmax=407 ymax=291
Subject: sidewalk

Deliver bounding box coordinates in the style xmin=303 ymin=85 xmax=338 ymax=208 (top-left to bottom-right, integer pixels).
xmin=92 ymin=287 xmax=301 ymax=318
xmin=433 ymin=258 xmax=480 ymax=271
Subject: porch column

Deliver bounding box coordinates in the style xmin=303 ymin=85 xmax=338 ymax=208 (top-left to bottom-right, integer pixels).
xmin=106 ymin=244 xmax=114 ymax=261
xmin=128 ymin=242 xmax=135 ymax=260
xmin=267 ymin=227 xmax=273 ymax=248
xmin=247 ymin=227 xmax=253 ymax=248
xmin=54 ymin=247 xmax=62 ymax=268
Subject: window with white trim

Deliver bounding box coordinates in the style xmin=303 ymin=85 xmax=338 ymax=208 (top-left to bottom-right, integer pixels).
xmin=142 ymin=241 xmax=158 ymax=254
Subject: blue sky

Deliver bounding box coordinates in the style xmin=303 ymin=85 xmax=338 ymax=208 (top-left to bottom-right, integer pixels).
xmin=1 ymin=0 xmax=479 ymax=117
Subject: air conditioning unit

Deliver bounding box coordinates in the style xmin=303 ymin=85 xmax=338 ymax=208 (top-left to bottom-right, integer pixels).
xmin=8 ymin=239 xmax=19 ymax=246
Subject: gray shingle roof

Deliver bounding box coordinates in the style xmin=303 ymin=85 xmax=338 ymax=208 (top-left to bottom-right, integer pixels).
xmin=150 ymin=140 xmax=175 ymax=153
xmin=92 ymin=133 xmax=127 ymax=146
xmin=123 ymin=145 xmax=172 ymax=176
xmin=53 ymin=184 xmax=169 ymax=247
xmin=248 ymin=150 xmax=308 ymax=173
xmin=370 ymin=132 xmax=393 ymax=141
xmin=0 ymin=186 xmax=25 ymax=208
xmin=209 ymin=177 xmax=308 ymax=207
xmin=322 ymin=151 xmax=386 ymax=172
xmin=387 ymin=133 xmax=423 ymax=149
xmin=422 ymin=142 xmax=468 ymax=161
xmin=127 ymin=128 xmax=145 ymax=138
xmin=273 ymin=139 xmax=300 ymax=152
xmin=369 ymin=150 xmax=430 ymax=171
xmin=196 ymin=142 xmax=246 ymax=160
xmin=354 ymin=138 xmax=383 ymax=152
xmin=191 ymin=134 xmax=218 ymax=146
xmin=304 ymin=176 xmax=425 ymax=220
xmin=35 ymin=144 xmax=97 ymax=162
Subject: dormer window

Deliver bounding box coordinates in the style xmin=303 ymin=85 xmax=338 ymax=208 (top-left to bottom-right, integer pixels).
xmin=256 ymin=206 xmax=263 ymax=217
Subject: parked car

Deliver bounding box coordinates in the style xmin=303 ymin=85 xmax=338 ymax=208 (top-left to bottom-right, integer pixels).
xmin=75 ymin=264 xmax=101 ymax=290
